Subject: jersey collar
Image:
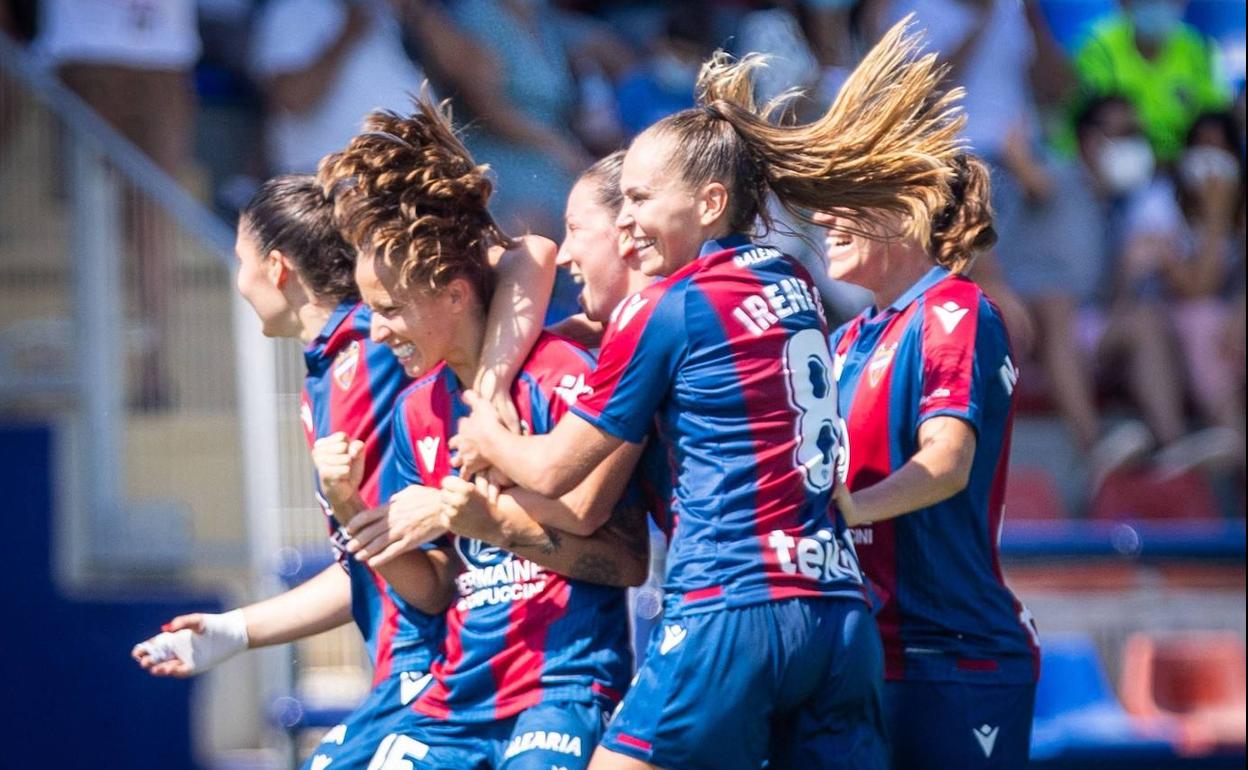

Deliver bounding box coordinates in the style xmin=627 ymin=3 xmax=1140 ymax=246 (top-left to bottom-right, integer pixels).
xmin=868 ymin=265 xmax=950 ymax=319
xmin=698 ymin=233 xmax=752 ymax=258
xmin=304 ymin=299 xmax=357 ymax=367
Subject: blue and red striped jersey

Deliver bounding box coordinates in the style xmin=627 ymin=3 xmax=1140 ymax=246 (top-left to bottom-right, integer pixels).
xmin=571 ymin=235 xmax=867 ymax=614
xmin=395 ymin=333 xmax=632 ymax=723
xmin=830 ymin=266 xmax=1040 ymax=684
xmin=302 ymin=300 xmax=444 ymax=682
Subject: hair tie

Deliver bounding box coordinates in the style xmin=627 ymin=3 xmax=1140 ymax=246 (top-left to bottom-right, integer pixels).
xmin=701 ymin=101 xmax=728 ymax=121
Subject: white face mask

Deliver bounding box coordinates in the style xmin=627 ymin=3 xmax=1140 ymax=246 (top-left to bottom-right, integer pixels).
xmin=1097 ymin=136 xmax=1156 ymax=195
xmin=1179 ymin=145 xmax=1241 ymax=189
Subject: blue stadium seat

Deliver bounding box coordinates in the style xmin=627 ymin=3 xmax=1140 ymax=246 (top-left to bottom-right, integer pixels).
xmin=1038 ymin=0 xmax=1118 ymax=52
xmin=1031 ymin=634 xmax=1179 ymax=760
xmin=1185 ymin=0 xmax=1247 ymax=41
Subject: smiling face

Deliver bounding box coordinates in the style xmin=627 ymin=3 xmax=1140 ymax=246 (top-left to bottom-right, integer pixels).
xmin=234 ymin=218 xmax=300 ymax=339
xmin=354 ymin=253 xmax=459 ymax=379
xmin=811 ymin=211 xmax=897 ymax=292
xmin=558 ymin=178 xmax=634 ymax=322
xmin=616 ymin=131 xmax=724 ymax=277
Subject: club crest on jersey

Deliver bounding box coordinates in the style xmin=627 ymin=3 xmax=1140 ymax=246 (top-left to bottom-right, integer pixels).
xmin=867 ymin=343 xmax=897 ymax=387
xmin=332 ymin=340 xmax=361 ymax=390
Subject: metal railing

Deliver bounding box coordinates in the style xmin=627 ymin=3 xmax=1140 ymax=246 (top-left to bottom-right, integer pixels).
xmin=0 ymin=32 xmax=373 ymax=768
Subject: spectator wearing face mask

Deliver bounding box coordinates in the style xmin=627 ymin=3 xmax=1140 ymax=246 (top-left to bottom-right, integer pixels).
xmin=1062 ymin=95 xmax=1227 ymax=484
xmin=1074 ymin=0 xmax=1231 ymax=163
xmin=1116 ymin=110 xmax=1246 ymax=473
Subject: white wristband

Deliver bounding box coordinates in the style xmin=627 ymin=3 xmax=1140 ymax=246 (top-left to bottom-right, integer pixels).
xmin=137 ymin=609 xmax=250 ymax=674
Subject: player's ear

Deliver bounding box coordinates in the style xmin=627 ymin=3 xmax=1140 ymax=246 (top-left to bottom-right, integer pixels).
xmin=266 ymin=249 xmax=290 ymax=289
xmin=442 ymin=277 xmax=474 ymax=314
xmin=697 ymin=180 xmax=730 ymax=228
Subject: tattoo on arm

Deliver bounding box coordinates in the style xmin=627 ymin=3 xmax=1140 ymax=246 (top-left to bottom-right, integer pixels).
xmin=570 ymin=551 xmax=623 ymax=586
xmin=510 ymin=525 xmax=563 ymax=556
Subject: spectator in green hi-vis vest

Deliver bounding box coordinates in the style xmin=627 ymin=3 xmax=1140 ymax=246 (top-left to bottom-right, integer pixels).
xmin=1074 ymin=0 xmax=1230 ymax=162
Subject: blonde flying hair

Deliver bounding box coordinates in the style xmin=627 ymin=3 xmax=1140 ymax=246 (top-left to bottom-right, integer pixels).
xmin=649 ymin=16 xmax=966 ymax=247
xmin=316 ymin=94 xmax=516 ymax=301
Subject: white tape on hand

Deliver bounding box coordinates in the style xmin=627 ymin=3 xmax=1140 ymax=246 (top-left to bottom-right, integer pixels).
xmin=137 ymin=609 xmax=249 ymax=674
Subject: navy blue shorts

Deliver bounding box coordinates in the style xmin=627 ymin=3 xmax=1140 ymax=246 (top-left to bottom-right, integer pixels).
xmin=601 ymin=597 xmax=887 ymax=770
xmin=883 ymin=680 xmax=1036 ymax=770
xmin=300 ymin=668 xmax=432 ymax=770
xmin=364 ymin=698 xmax=612 ymax=770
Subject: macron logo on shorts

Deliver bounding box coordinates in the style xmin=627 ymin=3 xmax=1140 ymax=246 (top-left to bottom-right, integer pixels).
xmin=973 ymin=724 xmax=999 ymax=757
xmin=659 ymin=624 xmax=687 ymax=655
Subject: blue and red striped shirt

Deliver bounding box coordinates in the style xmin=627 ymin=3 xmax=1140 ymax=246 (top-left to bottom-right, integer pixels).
xmin=396 ymin=333 xmax=632 ymax=722
xmin=571 ymin=235 xmax=867 ymax=614
xmin=830 ymin=266 xmax=1040 ymax=684
xmin=302 ymin=300 xmax=444 ymax=682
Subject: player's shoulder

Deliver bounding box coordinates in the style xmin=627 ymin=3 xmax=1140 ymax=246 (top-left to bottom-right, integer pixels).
xmin=917 ymin=273 xmax=1009 ymax=350
xmin=522 ymin=331 xmax=597 ymax=385
xmin=919 ymin=273 xmax=996 ymax=325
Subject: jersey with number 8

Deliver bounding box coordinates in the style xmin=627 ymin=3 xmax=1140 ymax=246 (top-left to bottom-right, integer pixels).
xmin=572 ymin=235 xmax=865 ymax=613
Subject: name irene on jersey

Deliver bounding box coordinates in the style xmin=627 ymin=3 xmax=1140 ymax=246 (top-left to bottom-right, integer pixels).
xmin=455 ymin=557 xmax=548 ymax=610
xmin=732 ymin=276 xmax=825 ymax=336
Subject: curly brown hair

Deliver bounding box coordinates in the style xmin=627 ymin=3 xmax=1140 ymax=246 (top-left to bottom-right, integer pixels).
xmin=317 ymin=95 xmax=516 ymax=303
xmin=929 ymin=153 xmax=997 ymax=273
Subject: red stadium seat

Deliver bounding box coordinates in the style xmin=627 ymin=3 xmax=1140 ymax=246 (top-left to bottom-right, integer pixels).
xmin=1120 ymin=632 xmax=1248 ymax=755
xmin=1090 ymin=469 xmax=1220 ymax=521
xmin=1005 ymin=466 xmax=1070 ymax=520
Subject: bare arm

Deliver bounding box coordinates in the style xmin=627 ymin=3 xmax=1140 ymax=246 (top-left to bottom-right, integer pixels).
xmin=504 ymin=440 xmax=644 ymax=536
xmin=331 ymin=493 xmax=458 ymax=615
xmin=313 ymin=434 xmax=457 ymax=614
xmin=431 ymin=29 xmax=588 ymax=172
xmin=451 ymin=392 xmax=625 ymax=499
xmin=441 ymin=476 xmax=649 ymax=587
xmin=476 ymin=236 xmax=558 ymax=430
xmin=838 ymin=416 xmax=977 ymax=526
xmin=1023 ymin=0 xmax=1074 ymax=105
xmin=261 ymin=3 xmax=368 ymax=114
xmin=546 ymin=312 xmax=605 ymax=349
xmin=241 ymin=563 xmax=354 ymax=647
xmin=132 ymin=564 xmax=354 ymax=677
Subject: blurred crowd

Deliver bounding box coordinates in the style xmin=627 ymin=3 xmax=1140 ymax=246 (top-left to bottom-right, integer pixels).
xmin=2 ymin=0 xmax=1245 ymax=506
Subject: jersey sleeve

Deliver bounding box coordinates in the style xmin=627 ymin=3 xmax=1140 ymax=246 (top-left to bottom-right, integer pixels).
xmin=571 ymin=287 xmax=686 ymax=443
xmin=918 ymin=282 xmax=1007 ymax=435
xmin=391 ymin=394 xmax=424 ymax=488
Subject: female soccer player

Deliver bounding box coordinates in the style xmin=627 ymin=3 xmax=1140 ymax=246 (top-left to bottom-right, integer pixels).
xmin=132 ymin=173 xmax=556 ymax=770
xmin=451 ymin=19 xmax=966 ymax=770
xmin=818 ymin=154 xmax=1040 ymax=770
xmin=311 ymin=99 xmax=645 ymax=770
